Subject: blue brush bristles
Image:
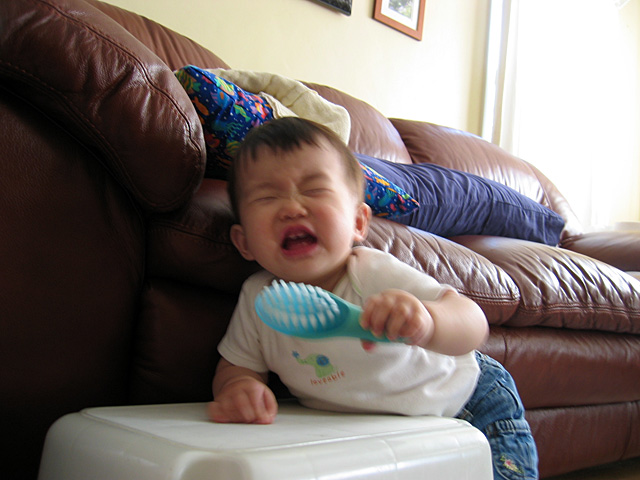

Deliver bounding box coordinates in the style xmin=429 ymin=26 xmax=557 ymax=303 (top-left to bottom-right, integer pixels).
xmin=255 ymin=280 xmax=393 ymax=343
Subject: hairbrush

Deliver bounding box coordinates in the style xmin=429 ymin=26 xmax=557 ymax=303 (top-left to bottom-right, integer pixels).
xmin=255 ymin=280 xmax=392 ymax=342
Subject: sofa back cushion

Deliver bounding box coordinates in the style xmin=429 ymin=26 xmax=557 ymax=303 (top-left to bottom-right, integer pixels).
xmin=307 ymin=83 xmax=413 ymax=165
xmin=391 ymin=118 xmax=583 ymax=238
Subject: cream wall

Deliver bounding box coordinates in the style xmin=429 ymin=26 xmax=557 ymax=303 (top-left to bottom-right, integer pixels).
xmin=104 ymin=0 xmax=489 ymax=134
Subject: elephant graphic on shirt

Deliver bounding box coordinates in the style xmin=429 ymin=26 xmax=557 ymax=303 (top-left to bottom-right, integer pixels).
xmin=292 ymin=351 xmax=336 ymax=378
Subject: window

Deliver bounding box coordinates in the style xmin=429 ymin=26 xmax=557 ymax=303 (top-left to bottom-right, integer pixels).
xmin=483 ymin=0 xmax=639 ymax=230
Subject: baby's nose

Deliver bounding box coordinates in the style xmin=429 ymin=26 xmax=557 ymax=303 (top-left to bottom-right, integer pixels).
xmin=279 ymin=196 xmax=308 ymax=219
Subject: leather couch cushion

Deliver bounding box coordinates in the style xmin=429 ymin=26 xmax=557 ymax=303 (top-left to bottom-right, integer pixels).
xmin=483 ymin=327 xmax=640 ymax=409
xmin=307 ymin=83 xmax=413 ymax=164
xmin=526 ymin=402 xmax=640 ymax=476
xmin=561 ymin=230 xmax=640 ymax=272
xmin=131 ymin=278 xmax=236 ymax=404
xmin=453 ymin=235 xmax=640 ymax=333
xmin=87 ymin=0 xmax=229 ymax=71
xmin=363 ymin=219 xmax=521 ymax=325
xmin=0 ymin=91 xmax=145 ymax=480
xmin=0 ymin=0 xmax=206 ymax=211
xmin=147 ymin=178 xmax=261 ymax=293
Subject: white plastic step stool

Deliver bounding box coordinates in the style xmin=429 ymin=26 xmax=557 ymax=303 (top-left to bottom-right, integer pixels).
xmin=38 ymin=402 xmax=492 ymax=480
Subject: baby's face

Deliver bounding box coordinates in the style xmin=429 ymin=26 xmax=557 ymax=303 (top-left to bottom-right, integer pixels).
xmin=230 ymin=141 xmax=370 ymax=291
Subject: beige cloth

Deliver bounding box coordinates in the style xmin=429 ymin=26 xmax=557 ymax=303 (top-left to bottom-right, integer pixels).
xmin=210 ymin=68 xmax=351 ymax=144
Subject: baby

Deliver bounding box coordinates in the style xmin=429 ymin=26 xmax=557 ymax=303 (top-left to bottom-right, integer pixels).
xmin=209 ymin=117 xmax=538 ymax=479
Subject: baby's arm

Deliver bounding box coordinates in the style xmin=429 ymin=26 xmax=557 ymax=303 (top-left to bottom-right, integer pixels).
xmin=361 ymin=289 xmax=488 ymax=355
xmin=208 ymin=357 xmax=278 ymax=425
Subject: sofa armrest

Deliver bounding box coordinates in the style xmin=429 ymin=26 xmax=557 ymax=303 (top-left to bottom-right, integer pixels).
xmin=560 ymin=230 xmax=640 ymax=272
xmin=86 ymin=0 xmax=229 ymax=71
xmin=0 ymin=0 xmax=205 ymax=211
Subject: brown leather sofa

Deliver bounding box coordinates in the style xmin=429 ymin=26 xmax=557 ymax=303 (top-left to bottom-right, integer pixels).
xmin=1 ymin=1 xmax=639 ymax=479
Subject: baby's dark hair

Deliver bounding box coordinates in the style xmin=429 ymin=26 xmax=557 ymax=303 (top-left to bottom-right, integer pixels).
xmin=227 ymin=117 xmax=363 ymax=221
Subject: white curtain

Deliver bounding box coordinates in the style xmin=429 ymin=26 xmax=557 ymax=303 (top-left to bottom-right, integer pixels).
xmin=483 ymin=0 xmax=639 ymax=231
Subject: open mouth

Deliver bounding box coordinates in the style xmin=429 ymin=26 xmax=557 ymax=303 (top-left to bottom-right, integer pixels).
xmin=281 ymin=227 xmax=318 ymax=254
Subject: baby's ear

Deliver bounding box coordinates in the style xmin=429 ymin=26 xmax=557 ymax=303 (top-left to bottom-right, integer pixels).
xmin=230 ymin=224 xmax=255 ymax=261
xmin=353 ymin=203 xmax=371 ymax=242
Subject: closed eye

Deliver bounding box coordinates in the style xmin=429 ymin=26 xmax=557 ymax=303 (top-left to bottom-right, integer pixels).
xmin=252 ymin=195 xmax=278 ymax=203
xmin=303 ymin=188 xmax=332 ymax=196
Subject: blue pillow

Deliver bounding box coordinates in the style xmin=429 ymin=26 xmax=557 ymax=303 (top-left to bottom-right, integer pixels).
xmin=355 ymin=153 xmax=565 ymax=245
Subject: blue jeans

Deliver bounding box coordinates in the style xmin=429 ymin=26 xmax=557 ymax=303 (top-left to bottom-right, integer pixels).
xmin=456 ymin=352 xmax=539 ymax=480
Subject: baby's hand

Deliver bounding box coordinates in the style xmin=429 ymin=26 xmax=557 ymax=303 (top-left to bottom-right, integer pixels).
xmin=208 ymin=376 xmax=277 ymax=425
xmin=360 ymin=289 xmax=434 ymax=349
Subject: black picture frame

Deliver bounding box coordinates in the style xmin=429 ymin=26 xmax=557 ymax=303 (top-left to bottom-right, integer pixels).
xmin=313 ymin=0 xmax=352 ymax=16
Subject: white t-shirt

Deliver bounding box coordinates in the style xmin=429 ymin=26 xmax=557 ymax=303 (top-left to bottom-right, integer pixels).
xmin=218 ymin=247 xmax=480 ymax=417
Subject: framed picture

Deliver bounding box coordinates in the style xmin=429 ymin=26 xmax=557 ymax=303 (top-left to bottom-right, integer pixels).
xmin=313 ymin=0 xmax=352 ymax=15
xmin=373 ymin=0 xmax=425 ymax=40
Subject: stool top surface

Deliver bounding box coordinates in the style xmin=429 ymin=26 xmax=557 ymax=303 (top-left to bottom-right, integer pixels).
xmin=80 ymin=402 xmax=469 ymax=451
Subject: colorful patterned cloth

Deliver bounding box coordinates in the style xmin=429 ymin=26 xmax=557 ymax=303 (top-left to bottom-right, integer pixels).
xmin=176 ymin=65 xmax=420 ymax=219
xmin=175 ymin=65 xmax=274 ymax=179
xmin=359 ymin=161 xmax=420 ymax=218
